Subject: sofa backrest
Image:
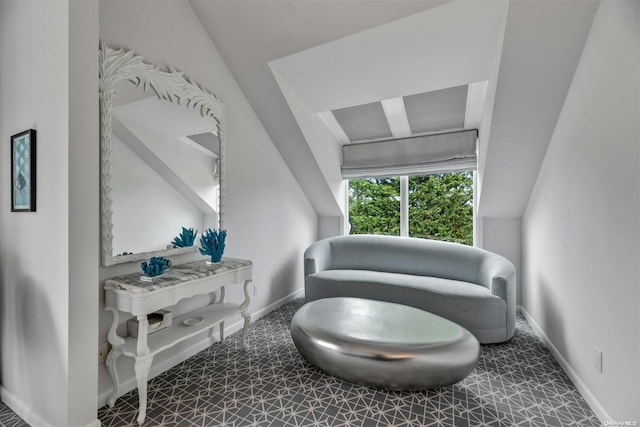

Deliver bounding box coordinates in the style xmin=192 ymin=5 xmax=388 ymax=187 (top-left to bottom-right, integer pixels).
xmin=326 ymin=235 xmax=487 ymax=284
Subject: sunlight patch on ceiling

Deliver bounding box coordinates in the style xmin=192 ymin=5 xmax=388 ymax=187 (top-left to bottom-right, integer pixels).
xmin=404 ymin=85 xmax=467 ymax=134
xmin=332 ymin=101 xmax=392 ymax=142
xmin=328 ymin=85 xmax=471 ymax=144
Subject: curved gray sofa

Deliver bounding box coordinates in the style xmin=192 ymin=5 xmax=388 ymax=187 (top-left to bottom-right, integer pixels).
xmin=304 ymin=235 xmax=516 ymax=344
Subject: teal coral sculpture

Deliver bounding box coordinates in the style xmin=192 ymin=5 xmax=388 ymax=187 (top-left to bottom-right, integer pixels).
xmin=172 ymin=227 xmax=198 ymax=248
xmin=199 ymin=228 xmax=227 ymax=263
xmin=141 ymin=257 xmax=172 ymax=277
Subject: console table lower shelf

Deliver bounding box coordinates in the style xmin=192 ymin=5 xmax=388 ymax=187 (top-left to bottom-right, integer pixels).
xmin=103 ymin=258 xmax=252 ymax=425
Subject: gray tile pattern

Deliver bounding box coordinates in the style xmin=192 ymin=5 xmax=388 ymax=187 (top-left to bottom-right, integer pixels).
xmin=97 ymin=299 xmax=600 ymax=427
xmin=0 ymin=402 xmax=27 ymax=427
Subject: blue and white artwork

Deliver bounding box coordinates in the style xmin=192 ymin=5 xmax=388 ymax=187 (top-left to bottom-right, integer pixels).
xmin=11 ymin=129 xmax=35 ymax=212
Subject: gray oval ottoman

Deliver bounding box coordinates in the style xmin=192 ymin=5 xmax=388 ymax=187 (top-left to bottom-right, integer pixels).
xmin=290 ymin=297 xmax=480 ymax=390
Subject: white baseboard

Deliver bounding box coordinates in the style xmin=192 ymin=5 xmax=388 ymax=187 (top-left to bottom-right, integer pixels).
xmin=0 ymin=386 xmax=99 ymax=427
xmin=252 ymin=287 xmax=304 ymax=320
xmin=98 ymin=287 xmax=305 ymax=408
xmin=518 ymin=305 xmax=611 ymax=423
xmin=1 ymin=386 xmax=51 ymax=427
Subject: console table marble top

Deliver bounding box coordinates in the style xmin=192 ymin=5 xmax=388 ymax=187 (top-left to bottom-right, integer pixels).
xmin=105 ymin=258 xmax=253 ymax=294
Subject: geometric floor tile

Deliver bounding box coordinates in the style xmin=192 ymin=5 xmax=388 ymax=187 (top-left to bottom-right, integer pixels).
xmin=0 ymin=402 xmax=28 ymax=427
xmin=98 ymin=299 xmax=601 ymax=427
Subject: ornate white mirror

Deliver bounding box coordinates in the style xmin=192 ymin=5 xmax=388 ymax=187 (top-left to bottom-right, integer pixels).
xmin=99 ymin=42 xmax=226 ymax=266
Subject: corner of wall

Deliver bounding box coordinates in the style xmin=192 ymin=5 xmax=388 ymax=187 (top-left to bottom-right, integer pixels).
xmin=68 ymin=0 xmax=100 ymax=425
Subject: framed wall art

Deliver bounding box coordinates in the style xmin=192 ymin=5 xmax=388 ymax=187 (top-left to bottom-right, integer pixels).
xmin=11 ymin=129 xmax=36 ymax=212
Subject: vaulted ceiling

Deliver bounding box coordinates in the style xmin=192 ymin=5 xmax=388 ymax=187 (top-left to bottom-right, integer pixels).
xmin=190 ymin=0 xmax=599 ymax=219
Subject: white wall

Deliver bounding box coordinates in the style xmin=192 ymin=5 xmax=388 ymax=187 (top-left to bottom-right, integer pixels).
xmin=522 ymin=0 xmax=639 ymax=420
xmin=0 ymin=1 xmax=99 ymax=426
xmin=477 ymin=0 xmax=599 ymax=218
xmin=98 ymin=0 xmax=317 ymax=403
xmin=270 ymin=66 xmax=346 ymax=237
xmin=0 ymin=2 xmax=70 ymax=426
xmin=475 ymin=1 xmax=508 ymax=204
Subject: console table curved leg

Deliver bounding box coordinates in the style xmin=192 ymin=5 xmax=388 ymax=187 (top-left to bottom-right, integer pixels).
xmin=105 ymin=347 xmax=123 ymax=408
xmin=240 ymin=280 xmax=252 ymax=351
xmin=241 ymin=311 xmax=251 ymax=351
xmin=134 ymin=314 xmax=153 ymax=425
xmin=105 ymin=306 xmax=125 ymax=347
xmin=134 ymin=356 xmax=153 ymax=425
xmin=104 ymin=306 xmax=126 ymax=407
xmin=218 ymin=286 xmax=226 ymax=342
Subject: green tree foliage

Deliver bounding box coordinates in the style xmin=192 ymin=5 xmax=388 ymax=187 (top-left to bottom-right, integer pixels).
xmin=348 ymin=177 xmax=400 ymax=236
xmin=408 ymin=172 xmax=473 ymax=245
xmin=349 ymin=172 xmax=473 ymax=245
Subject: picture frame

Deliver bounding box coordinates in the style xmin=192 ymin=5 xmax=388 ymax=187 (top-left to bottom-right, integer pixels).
xmin=11 ymin=129 xmax=36 ymax=212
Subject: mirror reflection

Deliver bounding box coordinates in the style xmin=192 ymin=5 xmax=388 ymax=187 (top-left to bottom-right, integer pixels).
xmin=110 ymin=82 xmax=220 ymax=256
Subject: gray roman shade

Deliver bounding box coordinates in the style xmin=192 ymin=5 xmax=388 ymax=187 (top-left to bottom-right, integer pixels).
xmin=341 ymin=129 xmax=477 ymax=179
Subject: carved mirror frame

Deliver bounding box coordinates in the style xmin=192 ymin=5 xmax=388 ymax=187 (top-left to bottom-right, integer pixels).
xmin=99 ymin=41 xmax=226 ymax=267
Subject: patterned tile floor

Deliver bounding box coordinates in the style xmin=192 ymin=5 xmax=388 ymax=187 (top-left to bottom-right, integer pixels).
xmin=0 ymin=402 xmax=27 ymax=427
xmin=94 ymin=299 xmax=600 ymax=427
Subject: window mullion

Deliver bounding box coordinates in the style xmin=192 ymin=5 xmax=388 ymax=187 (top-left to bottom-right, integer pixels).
xmin=400 ymin=176 xmax=409 ymax=237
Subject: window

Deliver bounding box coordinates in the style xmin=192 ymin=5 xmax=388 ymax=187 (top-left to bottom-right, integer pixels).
xmin=348 ymin=177 xmax=400 ymax=236
xmin=349 ymin=171 xmax=473 ymax=245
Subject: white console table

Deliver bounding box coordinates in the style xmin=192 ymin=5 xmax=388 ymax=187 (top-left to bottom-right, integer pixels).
xmin=103 ymin=258 xmax=252 ymax=425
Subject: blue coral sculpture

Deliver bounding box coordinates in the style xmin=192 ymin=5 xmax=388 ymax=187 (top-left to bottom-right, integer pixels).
xmin=199 ymin=228 xmax=227 ymax=263
xmin=140 ymin=257 xmax=172 ymax=277
xmin=172 ymin=227 xmax=198 ymax=248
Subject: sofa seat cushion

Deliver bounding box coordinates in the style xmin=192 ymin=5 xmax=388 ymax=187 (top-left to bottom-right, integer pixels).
xmin=305 ymin=269 xmax=507 ymax=331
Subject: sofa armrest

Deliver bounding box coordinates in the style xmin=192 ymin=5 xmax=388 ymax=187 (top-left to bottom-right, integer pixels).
xmin=479 ymin=254 xmax=516 ymax=340
xmin=490 ymin=275 xmax=514 ymax=301
xmin=304 ymin=258 xmax=317 ymax=276
xmin=304 ymin=239 xmax=332 ymax=276
xmin=478 ymin=255 xmax=516 ymax=300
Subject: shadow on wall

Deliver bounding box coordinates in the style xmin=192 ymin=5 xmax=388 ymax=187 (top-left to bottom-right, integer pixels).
xmin=10 ymin=255 xmax=66 ymax=424
xmin=268 ymin=250 xmax=304 ymax=301
xmin=538 ymin=273 xmax=566 ymax=353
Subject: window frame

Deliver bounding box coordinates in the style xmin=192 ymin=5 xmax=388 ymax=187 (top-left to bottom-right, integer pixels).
xmin=345 ymin=171 xmax=476 ymax=245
